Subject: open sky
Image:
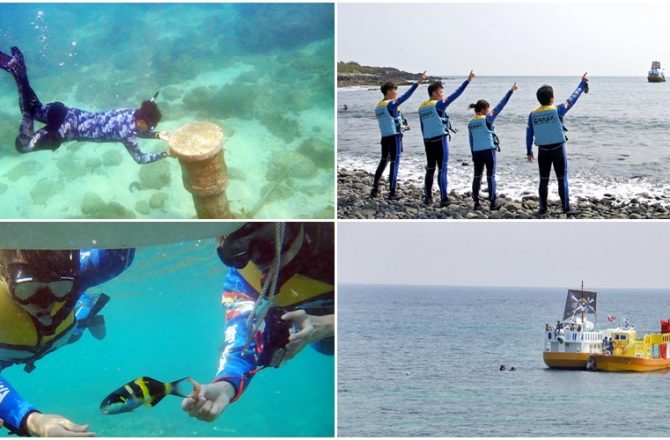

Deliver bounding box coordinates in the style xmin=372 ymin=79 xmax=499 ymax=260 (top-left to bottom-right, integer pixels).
xmin=338 ymin=222 xmax=670 ymax=289
xmin=338 ymin=2 xmax=670 ymax=76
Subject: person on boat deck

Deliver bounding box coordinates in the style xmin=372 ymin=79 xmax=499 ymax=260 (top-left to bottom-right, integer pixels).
xmin=526 ymin=73 xmax=589 ymax=215
xmin=181 ymin=222 xmax=334 ymax=422
xmin=419 ymin=71 xmax=475 ymax=207
xmin=0 ymin=46 xmax=173 ymax=163
xmin=371 ymin=71 xmax=428 ymax=200
xmin=0 ymin=248 xmax=134 ymax=437
xmin=467 ymin=82 xmax=517 ymax=211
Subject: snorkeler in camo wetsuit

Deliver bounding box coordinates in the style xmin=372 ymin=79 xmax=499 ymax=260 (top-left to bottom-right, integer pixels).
xmin=0 ymin=46 xmax=171 ymax=164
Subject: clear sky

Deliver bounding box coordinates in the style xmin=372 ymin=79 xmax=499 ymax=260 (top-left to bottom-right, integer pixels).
xmin=338 ymin=2 xmax=670 ymax=76
xmin=338 ymin=222 xmax=670 ymax=289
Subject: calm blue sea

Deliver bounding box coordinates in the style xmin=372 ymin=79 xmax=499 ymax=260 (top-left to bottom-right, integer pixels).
xmin=338 ymin=76 xmax=670 ymax=202
xmin=0 ymin=4 xmax=334 ymax=219
xmin=1 ymin=239 xmax=334 ymax=437
xmin=338 ymin=284 xmax=670 ymax=437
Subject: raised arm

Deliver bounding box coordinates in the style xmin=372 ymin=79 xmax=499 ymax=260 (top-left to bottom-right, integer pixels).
xmin=393 ymin=71 xmax=427 ymax=107
xmin=558 ymin=72 xmax=589 ymax=117
xmin=442 ymin=70 xmax=475 ymax=109
xmin=487 ymin=82 xmax=517 ymax=124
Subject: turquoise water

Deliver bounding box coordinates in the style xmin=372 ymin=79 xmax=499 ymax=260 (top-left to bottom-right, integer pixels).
xmin=0 ymin=4 xmax=334 ymax=219
xmin=1 ymin=239 xmax=334 ymax=436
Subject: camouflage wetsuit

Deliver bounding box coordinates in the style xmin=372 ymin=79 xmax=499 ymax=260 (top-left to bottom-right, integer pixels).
xmin=2 ymin=46 xmax=167 ymax=164
xmin=19 ymin=105 xmax=168 ymax=164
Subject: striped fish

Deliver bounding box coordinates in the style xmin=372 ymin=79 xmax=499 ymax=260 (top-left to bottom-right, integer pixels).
xmin=100 ymin=376 xmax=199 ymax=415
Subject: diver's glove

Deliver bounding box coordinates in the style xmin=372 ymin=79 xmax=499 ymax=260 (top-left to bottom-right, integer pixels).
xmin=26 ymin=412 xmax=95 ymax=437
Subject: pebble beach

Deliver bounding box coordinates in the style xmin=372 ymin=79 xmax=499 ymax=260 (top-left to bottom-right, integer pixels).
xmin=338 ymin=169 xmax=670 ymax=219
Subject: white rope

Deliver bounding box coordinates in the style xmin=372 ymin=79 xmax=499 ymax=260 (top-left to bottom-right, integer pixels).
xmin=242 ymin=222 xmax=286 ymax=354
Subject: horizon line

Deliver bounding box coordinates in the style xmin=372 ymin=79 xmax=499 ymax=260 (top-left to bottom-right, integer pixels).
xmin=338 ymin=281 xmax=670 ymax=291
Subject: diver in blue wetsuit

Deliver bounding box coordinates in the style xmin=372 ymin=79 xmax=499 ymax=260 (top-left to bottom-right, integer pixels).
xmin=0 ymin=248 xmax=134 ymax=436
xmin=526 ymin=73 xmax=589 ymax=215
xmin=181 ymin=222 xmax=334 ymax=423
xmin=468 ymin=82 xmax=518 ymax=211
xmin=419 ymin=71 xmax=475 ymax=207
xmin=371 ymin=71 xmax=427 ymax=200
xmin=0 ymin=46 xmax=172 ymax=164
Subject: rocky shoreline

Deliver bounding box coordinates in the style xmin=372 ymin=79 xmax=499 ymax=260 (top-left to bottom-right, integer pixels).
xmin=337 ymin=62 xmax=442 ymax=88
xmin=338 ymin=169 xmax=670 ymax=219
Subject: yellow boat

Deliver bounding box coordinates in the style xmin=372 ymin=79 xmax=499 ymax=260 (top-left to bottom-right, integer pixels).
xmin=588 ymin=328 xmax=670 ymax=372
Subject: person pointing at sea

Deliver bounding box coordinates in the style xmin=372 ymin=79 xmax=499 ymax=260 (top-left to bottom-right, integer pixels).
xmin=370 ymin=70 xmax=428 ymax=200
xmin=418 ymin=70 xmax=476 ymax=207
xmin=526 ymin=72 xmax=589 ymax=216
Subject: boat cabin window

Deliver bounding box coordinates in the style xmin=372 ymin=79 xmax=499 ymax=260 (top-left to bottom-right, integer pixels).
xmin=614 ymin=334 xmax=628 ymax=340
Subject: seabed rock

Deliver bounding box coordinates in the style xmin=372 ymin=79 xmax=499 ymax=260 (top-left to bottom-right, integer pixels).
xmin=31 ymin=178 xmax=64 ymax=206
xmin=81 ymin=192 xmax=136 ymax=219
xmin=149 ymin=192 xmax=169 ymax=209
xmin=137 ymin=160 xmax=172 ymax=190
xmin=296 ymin=137 xmax=333 ymax=170
xmin=4 ymin=160 xmax=41 ymax=181
xmin=102 ymin=150 xmax=124 ymax=167
xmin=135 ymin=201 xmax=151 ymax=215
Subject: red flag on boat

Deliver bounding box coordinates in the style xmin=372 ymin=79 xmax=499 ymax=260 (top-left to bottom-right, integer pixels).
xmin=607 ymin=314 xmax=616 ymax=322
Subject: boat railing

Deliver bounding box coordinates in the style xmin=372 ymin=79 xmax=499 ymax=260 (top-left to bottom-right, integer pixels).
xmin=551 ymin=329 xmax=603 ymax=342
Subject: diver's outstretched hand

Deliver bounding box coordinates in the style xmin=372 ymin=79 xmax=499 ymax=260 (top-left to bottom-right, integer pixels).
xmin=282 ymin=311 xmax=334 ymax=361
xmin=581 ymin=72 xmax=589 ymax=83
xmin=26 ymin=413 xmax=95 ymax=437
xmin=158 ymin=131 xmax=172 ymax=142
xmin=181 ymin=381 xmax=235 ymax=422
xmin=468 ymin=70 xmax=476 ymax=81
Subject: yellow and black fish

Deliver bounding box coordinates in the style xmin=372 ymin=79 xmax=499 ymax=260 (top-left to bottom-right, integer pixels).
xmin=100 ymin=376 xmax=199 ymax=415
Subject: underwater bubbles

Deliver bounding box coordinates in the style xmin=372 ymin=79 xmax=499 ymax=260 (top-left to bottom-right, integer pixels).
xmin=30 ymin=10 xmax=49 ymax=59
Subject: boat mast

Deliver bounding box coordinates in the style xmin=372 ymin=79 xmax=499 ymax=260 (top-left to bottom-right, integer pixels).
xmin=580 ymin=280 xmax=585 ymax=324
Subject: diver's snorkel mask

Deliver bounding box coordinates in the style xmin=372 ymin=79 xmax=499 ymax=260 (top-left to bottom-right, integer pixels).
xmin=10 ymin=265 xmax=75 ymax=306
xmin=216 ymin=223 xmax=305 ymax=272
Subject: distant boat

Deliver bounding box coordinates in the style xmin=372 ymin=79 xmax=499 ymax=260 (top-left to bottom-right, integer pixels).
xmin=648 ymin=61 xmax=665 ymax=82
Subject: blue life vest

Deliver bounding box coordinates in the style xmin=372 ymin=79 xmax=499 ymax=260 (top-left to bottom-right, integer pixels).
xmin=468 ymin=115 xmax=496 ymax=152
xmin=531 ymin=106 xmax=567 ymax=146
xmin=418 ymin=100 xmax=449 ymax=140
xmin=375 ymin=100 xmax=402 ymax=137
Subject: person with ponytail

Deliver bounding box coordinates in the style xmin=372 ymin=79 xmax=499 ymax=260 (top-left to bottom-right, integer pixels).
xmin=467 ymin=82 xmax=518 ymax=210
